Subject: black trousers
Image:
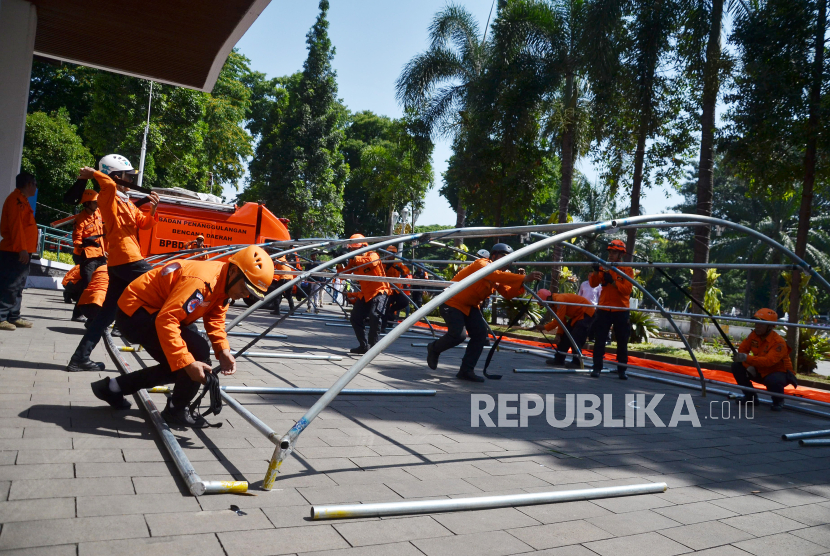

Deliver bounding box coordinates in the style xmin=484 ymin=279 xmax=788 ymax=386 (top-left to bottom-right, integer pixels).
xmin=0 ymin=251 xmax=29 ymax=322
xmin=385 ymin=291 xmax=409 ymax=321
xmin=350 ymin=294 xmax=387 ymax=347
xmin=78 ymin=255 xmax=106 ymax=292
xmin=114 ymin=307 xmax=210 ymax=408
xmin=78 ymin=303 xmax=100 ymax=322
xmin=71 ymin=259 xmax=153 ymax=362
xmin=433 ymin=304 xmax=489 ymax=373
xmin=553 ymin=315 xmax=594 ymax=364
xmin=592 ymin=309 xmax=630 ymax=373
xmin=269 ymin=281 xmax=294 ymax=314
xmin=731 ymin=362 xmax=789 ymax=404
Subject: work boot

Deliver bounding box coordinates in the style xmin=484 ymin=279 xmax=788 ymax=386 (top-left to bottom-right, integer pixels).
xmin=456 ymin=369 xmax=485 ymax=383
xmin=270 ymin=309 xmax=281 ymax=315
xmin=590 ymin=369 xmax=601 ymax=378
xmin=0 ymin=321 xmax=15 ymax=331
xmin=9 ymin=319 xmax=32 ymax=328
xmin=565 ymin=359 xmax=583 ymax=369
xmin=161 ymin=399 xmax=210 ymax=429
xmin=618 ymin=370 xmax=628 ymax=380
xmin=349 ymin=345 xmax=368 ymax=355
xmin=427 ymin=341 xmax=439 ymax=370
xmin=771 ymin=399 xmax=785 ymax=412
xmin=71 ymin=315 xmax=87 ymax=323
xmin=63 ymin=291 xmax=73 ymax=304
xmin=90 ymin=378 xmax=131 ymax=410
xmin=66 ymin=357 xmax=105 ymax=373
xmin=110 ymin=327 xmax=122 ymax=337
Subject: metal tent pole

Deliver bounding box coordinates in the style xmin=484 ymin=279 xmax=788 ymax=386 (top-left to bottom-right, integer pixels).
xmin=782 ymin=429 xmax=830 ymax=441
xmin=312 ymin=482 xmax=667 ymax=519
xmin=233 ymin=351 xmax=343 ymax=361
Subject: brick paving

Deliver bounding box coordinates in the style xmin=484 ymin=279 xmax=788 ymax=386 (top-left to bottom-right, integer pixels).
xmin=0 ymin=288 xmax=829 ymax=554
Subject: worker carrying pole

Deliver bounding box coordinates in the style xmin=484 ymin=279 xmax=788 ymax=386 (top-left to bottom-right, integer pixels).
xmin=337 ymin=234 xmax=391 ymax=354
xmin=731 ymin=308 xmax=799 ymax=411
xmin=90 ymin=245 xmax=274 ymax=426
xmin=589 ymin=239 xmax=634 ymax=379
xmin=426 ymin=243 xmax=542 ymax=382
xmin=66 ymin=156 xmax=160 ymax=372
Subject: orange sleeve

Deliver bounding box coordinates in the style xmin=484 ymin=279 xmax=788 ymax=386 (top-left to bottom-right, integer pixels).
xmin=134 ymin=204 xmax=158 ymax=230
xmin=72 ymin=218 xmax=83 ymax=250
xmin=589 ymin=271 xmax=602 ymax=288
xmin=203 ymin=301 xmax=230 ymax=354
xmin=747 ymin=337 xmax=790 ymax=369
xmin=610 ymin=268 xmax=634 ymax=296
xmin=543 ymin=303 xmax=568 ymax=334
xmin=493 ymin=270 xmax=526 ymax=300
xmin=154 ymin=277 xmax=208 ymax=371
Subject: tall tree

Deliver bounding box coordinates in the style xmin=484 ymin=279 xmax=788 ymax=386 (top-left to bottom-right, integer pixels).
xmin=245 ymin=0 xmax=348 ymax=238
xmin=396 ymin=4 xmax=492 ymax=241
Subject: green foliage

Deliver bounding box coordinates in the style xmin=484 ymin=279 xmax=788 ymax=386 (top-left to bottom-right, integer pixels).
xmin=342 ymin=111 xmax=434 ymax=237
xmin=780 ymin=271 xmax=819 ymax=322
xmin=798 ymin=328 xmax=830 ymax=373
xmin=244 ymin=0 xmax=348 ymax=238
xmin=629 ymin=310 xmax=660 ymax=343
xmin=502 ymin=295 xmax=543 ymax=327
xmin=703 ymin=269 xmax=723 ymax=315
xmin=21 ymin=110 xmax=94 ymax=224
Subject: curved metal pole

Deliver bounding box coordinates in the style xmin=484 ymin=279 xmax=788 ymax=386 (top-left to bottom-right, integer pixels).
xmin=285 ymin=255 xmax=351 ymax=320
xmin=264 ymin=215 xmax=715 ymax=489
xmin=556 ymin=240 xmax=706 ymax=395
xmin=521 ymin=286 xmax=585 ymax=369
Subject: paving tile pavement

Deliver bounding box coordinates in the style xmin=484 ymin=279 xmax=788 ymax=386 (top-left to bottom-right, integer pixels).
xmin=1 ymin=289 xmax=829 ymax=554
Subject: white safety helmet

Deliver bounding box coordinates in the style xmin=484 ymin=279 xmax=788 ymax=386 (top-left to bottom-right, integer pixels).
xmin=98 ymin=154 xmax=137 ymax=176
xmin=476 ymin=249 xmax=490 ymax=259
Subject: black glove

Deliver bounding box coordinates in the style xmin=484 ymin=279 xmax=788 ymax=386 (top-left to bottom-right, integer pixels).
xmin=591 ymin=263 xmax=601 ymax=273
xmin=602 ymin=272 xmax=614 ymax=286
xmin=81 ymin=238 xmax=100 ymax=248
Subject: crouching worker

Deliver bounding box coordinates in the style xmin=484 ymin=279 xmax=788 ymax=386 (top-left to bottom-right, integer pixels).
xmin=731 ymin=308 xmax=797 ymax=411
xmin=427 ymin=243 xmax=542 ymax=382
xmin=534 ymin=290 xmax=595 ymax=367
xmin=90 ymin=246 xmax=274 ymax=427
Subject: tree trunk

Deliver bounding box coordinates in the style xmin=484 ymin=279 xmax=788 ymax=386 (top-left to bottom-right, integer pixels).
xmin=625 ymin=113 xmax=648 ymax=260
xmin=453 ymin=198 xmax=466 ymax=247
xmin=787 ymin=0 xmax=825 ymax=372
xmin=689 ymin=0 xmax=724 ymax=349
xmin=550 ymin=74 xmax=576 ymax=294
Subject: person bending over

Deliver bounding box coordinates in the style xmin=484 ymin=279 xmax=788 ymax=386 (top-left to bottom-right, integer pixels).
xmin=534 ymin=290 xmax=595 ymax=367
xmin=589 ymin=239 xmax=634 ymax=379
xmin=427 ymin=243 xmax=542 ymax=382
xmin=90 ymin=246 xmax=273 ymax=427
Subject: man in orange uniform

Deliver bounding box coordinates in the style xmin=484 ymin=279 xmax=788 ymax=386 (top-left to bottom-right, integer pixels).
xmin=383 ymin=245 xmax=411 ymax=328
xmin=66 ymin=155 xmax=159 ymax=372
xmin=72 ymin=189 xmax=106 ymax=291
xmin=74 ymin=265 xmax=108 ymax=324
xmin=269 ymin=255 xmax=296 ymax=315
xmin=535 ymin=290 xmax=595 ymax=367
xmin=427 ymin=243 xmax=542 ymax=382
xmin=338 ymin=234 xmax=391 ymax=354
xmin=589 ymin=239 xmax=634 ymax=379
xmin=90 ymin=246 xmax=274 ymax=426
xmin=731 ymin=308 xmax=796 ymax=411
xmin=0 ymin=172 xmax=39 ymax=331
xmin=63 ymin=265 xmax=83 ymax=306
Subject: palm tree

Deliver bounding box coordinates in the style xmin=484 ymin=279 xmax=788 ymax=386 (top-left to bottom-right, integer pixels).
xmin=396 ymin=4 xmax=493 ymax=238
xmin=493 ymin=0 xmax=625 ymax=289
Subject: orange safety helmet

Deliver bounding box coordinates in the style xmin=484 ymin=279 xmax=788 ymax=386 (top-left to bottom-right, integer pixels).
xmin=80 ymin=189 xmax=98 ymax=204
xmin=537 ymin=288 xmax=552 ymax=300
xmin=196 ymin=234 xmax=205 ymax=241
xmin=387 ymin=245 xmax=398 ymax=253
xmin=607 ymin=239 xmax=627 ymax=252
xmin=228 ymin=245 xmax=274 ymax=299
xmin=347 ymin=233 xmax=368 ymax=249
xmin=754 ymin=308 xmax=779 ymax=322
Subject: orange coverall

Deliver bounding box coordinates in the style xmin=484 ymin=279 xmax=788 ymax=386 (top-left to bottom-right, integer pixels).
xmin=72 ymin=209 xmax=105 ymax=259
xmin=544 ymin=293 xmax=596 ymax=333
xmin=94 ymin=170 xmax=156 ymax=266
xmin=0 ymin=188 xmax=37 ymax=254
xmin=445 ymin=258 xmax=526 ymax=315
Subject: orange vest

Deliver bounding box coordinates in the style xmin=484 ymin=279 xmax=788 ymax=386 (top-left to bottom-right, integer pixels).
xmin=544 ymin=293 xmax=596 ymax=333
xmin=338 ymin=251 xmax=391 ymax=301
xmin=385 ymin=261 xmax=411 ymax=295
xmin=738 ymin=330 xmax=793 ymax=377
xmin=444 ymin=258 xmax=526 ymax=316
xmin=589 ymin=266 xmax=634 ymax=310
xmin=78 ymin=265 xmax=108 ymax=307
xmin=274 ymin=256 xmax=295 ymax=281
xmin=118 ymin=260 xmax=231 ymax=371
xmin=0 ymin=188 xmax=38 ymax=254
xmin=73 ymin=209 xmax=105 ymax=258
xmin=94 ymin=170 xmax=157 ymax=267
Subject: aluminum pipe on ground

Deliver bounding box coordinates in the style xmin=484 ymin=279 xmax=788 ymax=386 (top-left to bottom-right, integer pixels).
xmin=799 ymin=439 xmax=830 ymax=446
xmin=312 ymin=483 xmax=668 ymax=519
xmin=782 ymin=429 xmax=830 ymax=441
xmin=148 ymin=386 xmax=436 ymax=396
xmin=233 ymin=351 xmax=343 ymax=361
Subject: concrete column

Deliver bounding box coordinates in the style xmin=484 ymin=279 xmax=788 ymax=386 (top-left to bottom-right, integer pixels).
xmin=0 ymin=0 xmax=36 ymax=201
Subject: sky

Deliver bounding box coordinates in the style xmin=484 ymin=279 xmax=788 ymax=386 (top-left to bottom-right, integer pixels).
xmin=235 ymin=0 xmax=683 ymax=226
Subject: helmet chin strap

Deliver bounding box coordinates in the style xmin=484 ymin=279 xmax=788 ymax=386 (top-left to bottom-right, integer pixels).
xmin=225 ymin=265 xmax=244 ymax=304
